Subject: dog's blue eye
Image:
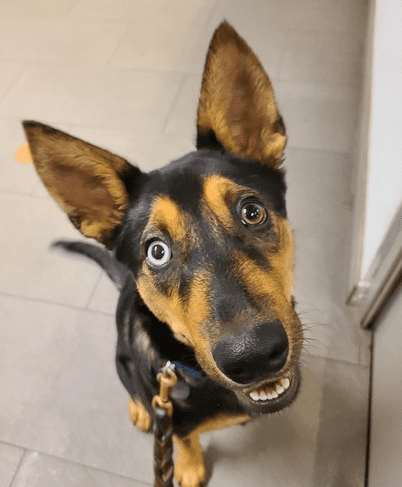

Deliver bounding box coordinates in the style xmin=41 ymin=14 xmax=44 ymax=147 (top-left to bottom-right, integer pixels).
xmin=240 ymin=201 xmax=267 ymax=226
xmin=146 ymin=241 xmax=172 ymax=267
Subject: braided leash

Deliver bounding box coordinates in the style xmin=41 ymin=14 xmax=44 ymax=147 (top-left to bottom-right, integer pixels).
xmin=152 ymin=362 xmax=177 ymax=487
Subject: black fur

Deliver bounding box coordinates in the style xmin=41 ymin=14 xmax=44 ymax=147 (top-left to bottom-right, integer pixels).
xmin=54 ymin=239 xmax=250 ymax=437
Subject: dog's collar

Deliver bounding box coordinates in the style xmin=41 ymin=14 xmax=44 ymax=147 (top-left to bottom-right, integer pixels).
xmin=171 ymin=361 xmax=201 ymax=378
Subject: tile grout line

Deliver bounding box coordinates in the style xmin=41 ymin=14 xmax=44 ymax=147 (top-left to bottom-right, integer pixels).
xmin=6 ymin=445 xmax=153 ymax=487
xmin=307 ymin=350 xmax=371 ymax=370
xmin=0 ymin=63 xmax=30 ymax=106
xmin=84 ymin=270 xmax=105 ymax=310
xmin=64 ymin=0 xmax=81 ymax=18
xmin=104 ymin=21 xmax=132 ymax=67
xmin=8 ymin=447 xmax=28 ymax=487
xmin=160 ymin=72 xmax=189 ymax=135
xmin=0 ymin=289 xmax=114 ymax=318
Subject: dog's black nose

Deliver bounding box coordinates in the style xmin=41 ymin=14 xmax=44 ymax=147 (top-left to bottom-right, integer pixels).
xmin=212 ymin=321 xmax=289 ymax=384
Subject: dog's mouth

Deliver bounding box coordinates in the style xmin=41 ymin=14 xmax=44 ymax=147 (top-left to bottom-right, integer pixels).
xmin=234 ymin=366 xmax=300 ymax=414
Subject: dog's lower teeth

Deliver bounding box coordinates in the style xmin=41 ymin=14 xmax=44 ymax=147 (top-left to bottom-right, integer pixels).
xmin=247 ymin=375 xmax=291 ymax=402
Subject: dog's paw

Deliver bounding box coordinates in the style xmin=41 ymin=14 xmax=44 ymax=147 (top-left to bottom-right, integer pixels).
xmin=174 ymin=435 xmax=207 ymax=487
xmin=175 ymin=463 xmax=207 ymax=487
xmin=128 ymin=397 xmax=152 ymax=432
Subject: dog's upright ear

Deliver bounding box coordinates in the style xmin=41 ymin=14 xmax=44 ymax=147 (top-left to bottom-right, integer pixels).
xmin=197 ymin=21 xmax=286 ymax=168
xmin=23 ymin=121 xmax=138 ymax=248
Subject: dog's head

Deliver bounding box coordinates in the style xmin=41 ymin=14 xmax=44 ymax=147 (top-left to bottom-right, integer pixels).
xmin=23 ymin=22 xmax=302 ymax=413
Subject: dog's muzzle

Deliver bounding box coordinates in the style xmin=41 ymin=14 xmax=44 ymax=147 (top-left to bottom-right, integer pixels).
xmin=212 ymin=320 xmax=300 ymax=413
xmin=212 ymin=320 xmax=288 ymax=384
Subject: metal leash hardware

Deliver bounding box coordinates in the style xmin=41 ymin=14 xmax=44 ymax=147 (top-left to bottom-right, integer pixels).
xmin=152 ymin=361 xmax=177 ymax=487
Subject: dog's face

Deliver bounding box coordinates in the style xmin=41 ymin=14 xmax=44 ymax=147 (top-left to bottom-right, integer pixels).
xmin=23 ymin=22 xmax=302 ymax=414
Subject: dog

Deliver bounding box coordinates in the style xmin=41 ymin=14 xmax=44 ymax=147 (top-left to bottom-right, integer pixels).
xmin=23 ymin=21 xmax=303 ymax=487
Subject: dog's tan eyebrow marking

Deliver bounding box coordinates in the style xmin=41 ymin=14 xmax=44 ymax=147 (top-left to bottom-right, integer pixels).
xmin=234 ymin=216 xmax=295 ymax=318
xmin=147 ymin=195 xmax=187 ymax=241
xmin=202 ymin=175 xmax=249 ymax=231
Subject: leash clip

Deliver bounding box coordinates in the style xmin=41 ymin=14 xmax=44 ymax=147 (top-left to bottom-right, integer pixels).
xmin=152 ymin=361 xmax=177 ymax=416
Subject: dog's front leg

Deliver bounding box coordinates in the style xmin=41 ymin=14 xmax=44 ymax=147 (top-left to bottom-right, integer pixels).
xmin=128 ymin=397 xmax=152 ymax=432
xmin=174 ymin=432 xmax=206 ymax=487
xmin=173 ymin=413 xmax=251 ymax=486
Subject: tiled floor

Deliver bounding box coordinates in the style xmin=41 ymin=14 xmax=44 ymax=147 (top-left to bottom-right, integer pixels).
xmin=0 ymin=1 xmax=372 ymax=486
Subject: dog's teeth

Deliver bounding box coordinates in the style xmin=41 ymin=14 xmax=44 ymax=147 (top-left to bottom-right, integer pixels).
xmin=250 ymin=391 xmax=260 ymax=401
xmin=267 ymin=391 xmax=278 ymax=400
xmin=247 ymin=375 xmax=292 ymax=402
xmin=275 ymin=384 xmax=285 ymax=395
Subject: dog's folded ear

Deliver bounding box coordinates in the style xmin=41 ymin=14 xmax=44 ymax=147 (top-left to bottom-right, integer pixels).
xmin=197 ymin=21 xmax=286 ymax=168
xmin=23 ymin=121 xmax=138 ymax=248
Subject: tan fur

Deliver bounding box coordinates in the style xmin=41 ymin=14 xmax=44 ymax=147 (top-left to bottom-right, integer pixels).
xmin=233 ymin=216 xmax=303 ymax=362
xmin=147 ymin=196 xmax=188 ymax=243
xmin=23 ymin=122 xmax=130 ymax=248
xmin=235 ymin=216 xmax=295 ymax=304
xmin=137 ymin=269 xmax=211 ymax=348
xmin=128 ymin=397 xmax=152 ymax=432
xmin=174 ymin=434 xmax=207 ymax=487
xmin=174 ymin=413 xmax=251 ymax=487
xmin=197 ymin=21 xmax=286 ymax=166
xmin=202 ymin=176 xmax=234 ymax=231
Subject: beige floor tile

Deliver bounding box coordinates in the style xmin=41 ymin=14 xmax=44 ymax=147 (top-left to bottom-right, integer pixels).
xmin=294 ymin=233 xmax=371 ymax=364
xmin=163 ymin=74 xmax=200 ymax=138
xmin=0 ymin=0 xmax=75 ymax=20
xmin=105 ymin=0 xmax=215 ymax=73
xmin=0 ymin=294 xmax=154 ymax=482
xmin=65 ymin=125 xmax=195 ymax=173
xmin=69 ymin=0 xmax=214 ymax=23
xmin=0 ymin=442 xmax=25 ymax=487
xmin=0 ymin=65 xmax=183 ymax=132
xmin=279 ymin=30 xmax=364 ymax=86
xmin=110 ymin=16 xmax=286 ymax=76
xmin=0 ymin=19 xmax=128 ymax=66
xmin=313 ymin=359 xmax=369 ymax=487
xmin=285 ymin=148 xmax=354 ymax=238
xmin=0 ymin=62 xmax=26 ymax=101
xmin=211 ymin=0 xmax=367 ymax=35
xmin=87 ymin=272 xmax=119 ymax=315
xmin=276 ymin=82 xmax=358 ymax=152
xmin=0 ymin=118 xmax=39 ymax=195
xmin=12 ymin=451 xmax=152 ymax=487
xmin=0 ymin=192 xmax=101 ymax=306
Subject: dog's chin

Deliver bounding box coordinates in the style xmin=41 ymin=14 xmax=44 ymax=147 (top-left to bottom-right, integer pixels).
xmin=233 ymin=366 xmax=301 ymax=414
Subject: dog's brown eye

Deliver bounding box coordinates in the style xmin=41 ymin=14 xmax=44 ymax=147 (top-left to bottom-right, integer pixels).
xmin=240 ymin=201 xmax=267 ymax=226
xmin=146 ymin=241 xmax=172 ymax=267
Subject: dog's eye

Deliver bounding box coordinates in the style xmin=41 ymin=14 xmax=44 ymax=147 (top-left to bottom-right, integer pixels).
xmin=240 ymin=200 xmax=267 ymax=226
xmin=146 ymin=241 xmax=172 ymax=267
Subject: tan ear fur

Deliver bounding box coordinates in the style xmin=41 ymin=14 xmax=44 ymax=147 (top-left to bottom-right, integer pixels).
xmin=197 ymin=21 xmax=286 ymax=167
xmin=23 ymin=121 xmax=131 ymax=248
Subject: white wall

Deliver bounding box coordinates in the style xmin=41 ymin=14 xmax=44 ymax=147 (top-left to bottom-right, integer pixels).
xmin=361 ymin=0 xmax=402 ymax=278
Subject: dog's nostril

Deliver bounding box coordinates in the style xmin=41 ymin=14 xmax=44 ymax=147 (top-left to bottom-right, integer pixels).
xmin=212 ymin=321 xmax=289 ymax=384
xmin=270 ymin=348 xmax=284 ymax=361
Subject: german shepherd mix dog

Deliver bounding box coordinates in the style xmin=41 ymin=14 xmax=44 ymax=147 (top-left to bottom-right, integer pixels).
xmin=23 ymin=22 xmax=303 ymax=487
